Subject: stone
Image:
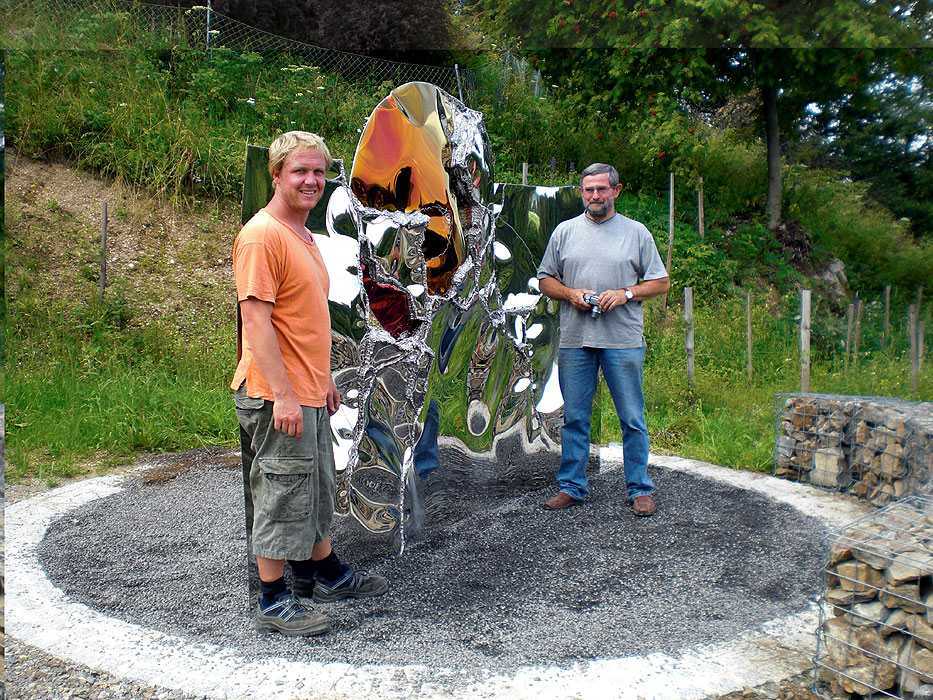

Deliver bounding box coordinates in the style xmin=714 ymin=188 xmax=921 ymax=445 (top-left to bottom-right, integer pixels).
xmin=825 ymin=586 xmax=877 ymax=606
xmin=879 ymin=444 xmax=906 ymax=479
xmin=899 ymin=639 xmax=933 ymax=691
xmin=829 ymin=541 xmax=854 ymax=566
xmin=887 ymin=414 xmax=908 ymax=437
xmin=882 ymin=583 xmax=928 ymax=613
xmin=852 ymin=543 xmax=894 ymax=571
xmin=912 ymin=682 xmax=933 ymax=698
xmin=776 ymin=434 xmax=795 ymax=457
xmin=882 ymin=609 xmax=933 ymax=649
xmin=836 ymin=560 xmax=886 ymax=592
xmin=821 ymin=618 xmax=901 ymax=693
xmin=885 ymin=550 xmax=933 ymax=585
xmin=810 ymin=448 xmax=847 ymax=488
xmin=847 ymin=600 xmax=887 ymax=628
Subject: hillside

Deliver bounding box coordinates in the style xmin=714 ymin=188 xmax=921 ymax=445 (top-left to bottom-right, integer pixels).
xmin=5 ymin=152 xmax=242 ymax=481
xmin=6 ymin=150 xmax=238 ymax=337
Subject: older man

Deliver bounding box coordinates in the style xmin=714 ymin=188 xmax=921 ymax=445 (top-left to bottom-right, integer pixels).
xmin=232 ymin=131 xmax=386 ymax=637
xmin=536 ymin=162 xmax=670 ymax=516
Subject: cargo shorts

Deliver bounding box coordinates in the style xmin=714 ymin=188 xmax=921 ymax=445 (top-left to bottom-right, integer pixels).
xmin=234 ymin=384 xmax=336 ymax=561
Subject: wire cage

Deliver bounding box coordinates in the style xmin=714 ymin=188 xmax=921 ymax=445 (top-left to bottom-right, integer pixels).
xmin=816 ymin=495 xmax=933 ymax=698
xmin=774 ymin=394 xmax=933 ymax=508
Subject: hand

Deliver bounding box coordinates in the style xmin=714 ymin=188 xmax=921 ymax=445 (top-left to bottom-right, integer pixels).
xmin=598 ymin=289 xmax=630 ymax=312
xmin=570 ymin=288 xmax=597 ymax=311
xmin=273 ymin=393 xmax=303 ymax=439
xmin=326 ymin=377 xmax=341 ymax=416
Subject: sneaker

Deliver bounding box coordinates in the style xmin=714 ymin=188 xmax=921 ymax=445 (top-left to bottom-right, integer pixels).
xmin=312 ymin=567 xmax=388 ymax=603
xmin=255 ymin=591 xmax=330 ymax=636
xmin=291 ymin=576 xmax=315 ymax=599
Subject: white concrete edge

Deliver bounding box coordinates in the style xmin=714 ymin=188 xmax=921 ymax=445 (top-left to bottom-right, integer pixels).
xmin=6 ymin=455 xmax=873 ymax=700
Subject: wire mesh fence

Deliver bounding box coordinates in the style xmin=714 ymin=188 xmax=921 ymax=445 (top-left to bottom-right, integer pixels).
xmin=649 ymin=285 xmax=930 ymax=391
xmin=774 ymin=393 xmax=933 ymax=507
xmin=6 ymin=0 xmax=475 ymax=97
xmin=816 ymin=495 xmax=933 ymax=698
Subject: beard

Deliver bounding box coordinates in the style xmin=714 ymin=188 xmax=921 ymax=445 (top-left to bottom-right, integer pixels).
xmin=585 ymin=200 xmax=612 ymax=218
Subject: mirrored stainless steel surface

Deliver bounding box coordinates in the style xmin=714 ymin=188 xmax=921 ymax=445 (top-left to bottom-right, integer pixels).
xmin=242 ymin=84 xmax=586 ymax=546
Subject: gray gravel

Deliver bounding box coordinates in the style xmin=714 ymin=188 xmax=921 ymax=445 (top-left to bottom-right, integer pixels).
xmin=5 ymin=638 xmax=212 ymax=700
xmin=33 ymin=449 xmax=827 ymax=680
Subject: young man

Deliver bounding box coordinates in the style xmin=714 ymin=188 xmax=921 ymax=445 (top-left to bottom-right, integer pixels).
xmin=536 ymin=163 xmax=670 ymax=517
xmin=232 ymin=131 xmax=386 ymax=637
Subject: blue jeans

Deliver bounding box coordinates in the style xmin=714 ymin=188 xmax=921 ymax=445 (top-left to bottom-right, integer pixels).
xmin=556 ymin=346 xmax=653 ymax=501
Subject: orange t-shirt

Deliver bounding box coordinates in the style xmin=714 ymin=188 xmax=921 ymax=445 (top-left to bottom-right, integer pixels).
xmin=230 ymin=209 xmax=331 ymax=407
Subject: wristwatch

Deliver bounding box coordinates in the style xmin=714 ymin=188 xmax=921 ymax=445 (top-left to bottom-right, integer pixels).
xmin=624 ymin=288 xmax=634 ymax=301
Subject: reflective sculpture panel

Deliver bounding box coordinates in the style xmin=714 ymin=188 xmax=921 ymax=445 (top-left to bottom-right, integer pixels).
xmin=242 ymin=82 xmax=585 ymax=545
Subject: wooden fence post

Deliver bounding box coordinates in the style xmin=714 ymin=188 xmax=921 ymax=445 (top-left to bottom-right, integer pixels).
xmin=746 ymin=290 xmax=753 ymax=384
xmin=883 ymin=285 xmax=891 ymax=349
xmin=522 ymin=162 xmax=528 ymax=186
xmin=800 ymin=290 xmax=811 ymax=393
xmin=100 ymin=201 xmax=108 ymax=300
xmin=853 ymin=296 xmax=863 ymax=368
xmin=909 ymin=304 xmax=919 ymax=396
xmin=845 ymin=301 xmax=855 ymax=374
xmin=698 ymin=176 xmax=705 ymax=241
xmin=684 ymin=286 xmax=695 ymax=388
xmin=662 ymin=171 xmax=674 ymax=313
xmin=920 ymin=319 xmax=927 ymax=371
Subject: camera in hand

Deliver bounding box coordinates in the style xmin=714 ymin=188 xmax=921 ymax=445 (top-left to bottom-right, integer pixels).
xmin=582 ymin=293 xmax=601 ymax=317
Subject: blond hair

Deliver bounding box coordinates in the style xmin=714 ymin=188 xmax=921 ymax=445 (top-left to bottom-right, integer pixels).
xmin=268 ymin=131 xmax=333 ymax=178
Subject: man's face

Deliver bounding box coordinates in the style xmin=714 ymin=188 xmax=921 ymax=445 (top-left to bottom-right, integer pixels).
xmin=580 ymin=173 xmax=621 ymax=221
xmin=272 ymin=149 xmax=327 ymax=213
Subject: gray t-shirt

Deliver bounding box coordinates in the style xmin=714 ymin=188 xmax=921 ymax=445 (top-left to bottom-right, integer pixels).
xmin=537 ymin=211 xmax=668 ymax=349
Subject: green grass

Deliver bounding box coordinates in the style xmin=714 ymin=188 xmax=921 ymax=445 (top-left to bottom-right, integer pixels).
xmin=597 ymin=297 xmax=932 ymax=472
xmin=4 ymin=0 xmax=932 ymax=483
xmin=5 ymin=282 xmax=238 ymax=482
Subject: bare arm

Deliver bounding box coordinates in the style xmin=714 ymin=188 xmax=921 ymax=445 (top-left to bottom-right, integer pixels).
xmin=538 ymin=276 xmax=595 ymax=312
xmin=325 ymin=375 xmax=340 ymax=416
xmin=597 ymin=277 xmax=671 ymax=312
xmin=239 ymin=297 xmax=303 ymax=439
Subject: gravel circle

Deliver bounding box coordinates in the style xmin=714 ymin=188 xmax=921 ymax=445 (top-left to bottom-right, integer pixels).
xmin=36 ymin=451 xmax=827 ymax=678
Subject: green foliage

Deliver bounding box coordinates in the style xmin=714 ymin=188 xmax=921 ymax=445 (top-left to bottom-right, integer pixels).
xmin=599 ymin=291 xmax=931 ymax=471
xmin=785 ymin=165 xmax=933 ymax=294
xmin=5 ymin=279 xmax=236 ymax=481
xmin=4 ymin=6 xmax=384 ymax=200
xmin=4 ymin=0 xmax=932 ymax=482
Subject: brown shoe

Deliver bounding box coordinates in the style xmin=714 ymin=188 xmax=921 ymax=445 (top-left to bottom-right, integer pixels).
xmin=541 ymin=492 xmax=582 ymax=510
xmin=633 ymin=495 xmax=656 ymax=517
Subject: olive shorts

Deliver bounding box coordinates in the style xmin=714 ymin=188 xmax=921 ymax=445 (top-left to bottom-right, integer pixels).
xmin=235 ymin=385 xmax=335 ymax=561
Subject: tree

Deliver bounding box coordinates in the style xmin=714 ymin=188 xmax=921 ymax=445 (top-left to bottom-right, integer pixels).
xmin=475 ymin=0 xmax=930 ymax=231
xmin=802 ymin=49 xmax=933 ymax=238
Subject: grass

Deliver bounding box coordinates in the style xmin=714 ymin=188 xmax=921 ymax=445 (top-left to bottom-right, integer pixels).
xmin=597 ymin=298 xmax=932 ymax=472
xmin=5 ymin=312 xmax=237 ymax=482
xmin=4 ymin=1 xmax=931 ymax=483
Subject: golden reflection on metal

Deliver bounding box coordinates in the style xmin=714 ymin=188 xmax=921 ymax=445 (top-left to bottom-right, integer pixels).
xmin=351 ymin=82 xmax=465 ymax=298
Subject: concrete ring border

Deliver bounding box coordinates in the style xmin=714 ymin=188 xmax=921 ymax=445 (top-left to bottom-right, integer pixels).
xmin=6 ymin=448 xmax=872 ymax=700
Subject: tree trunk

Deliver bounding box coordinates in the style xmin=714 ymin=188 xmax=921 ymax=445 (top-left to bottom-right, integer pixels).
xmin=762 ymin=82 xmax=782 ymax=232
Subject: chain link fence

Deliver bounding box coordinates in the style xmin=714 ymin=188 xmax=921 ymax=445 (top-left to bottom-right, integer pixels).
xmin=7 ymin=0 xmax=476 ymax=98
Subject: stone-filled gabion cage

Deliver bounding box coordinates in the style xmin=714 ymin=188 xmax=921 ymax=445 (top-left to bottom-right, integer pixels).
xmin=774 ymin=394 xmax=933 ymax=507
xmin=816 ymin=496 xmax=933 ymax=698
